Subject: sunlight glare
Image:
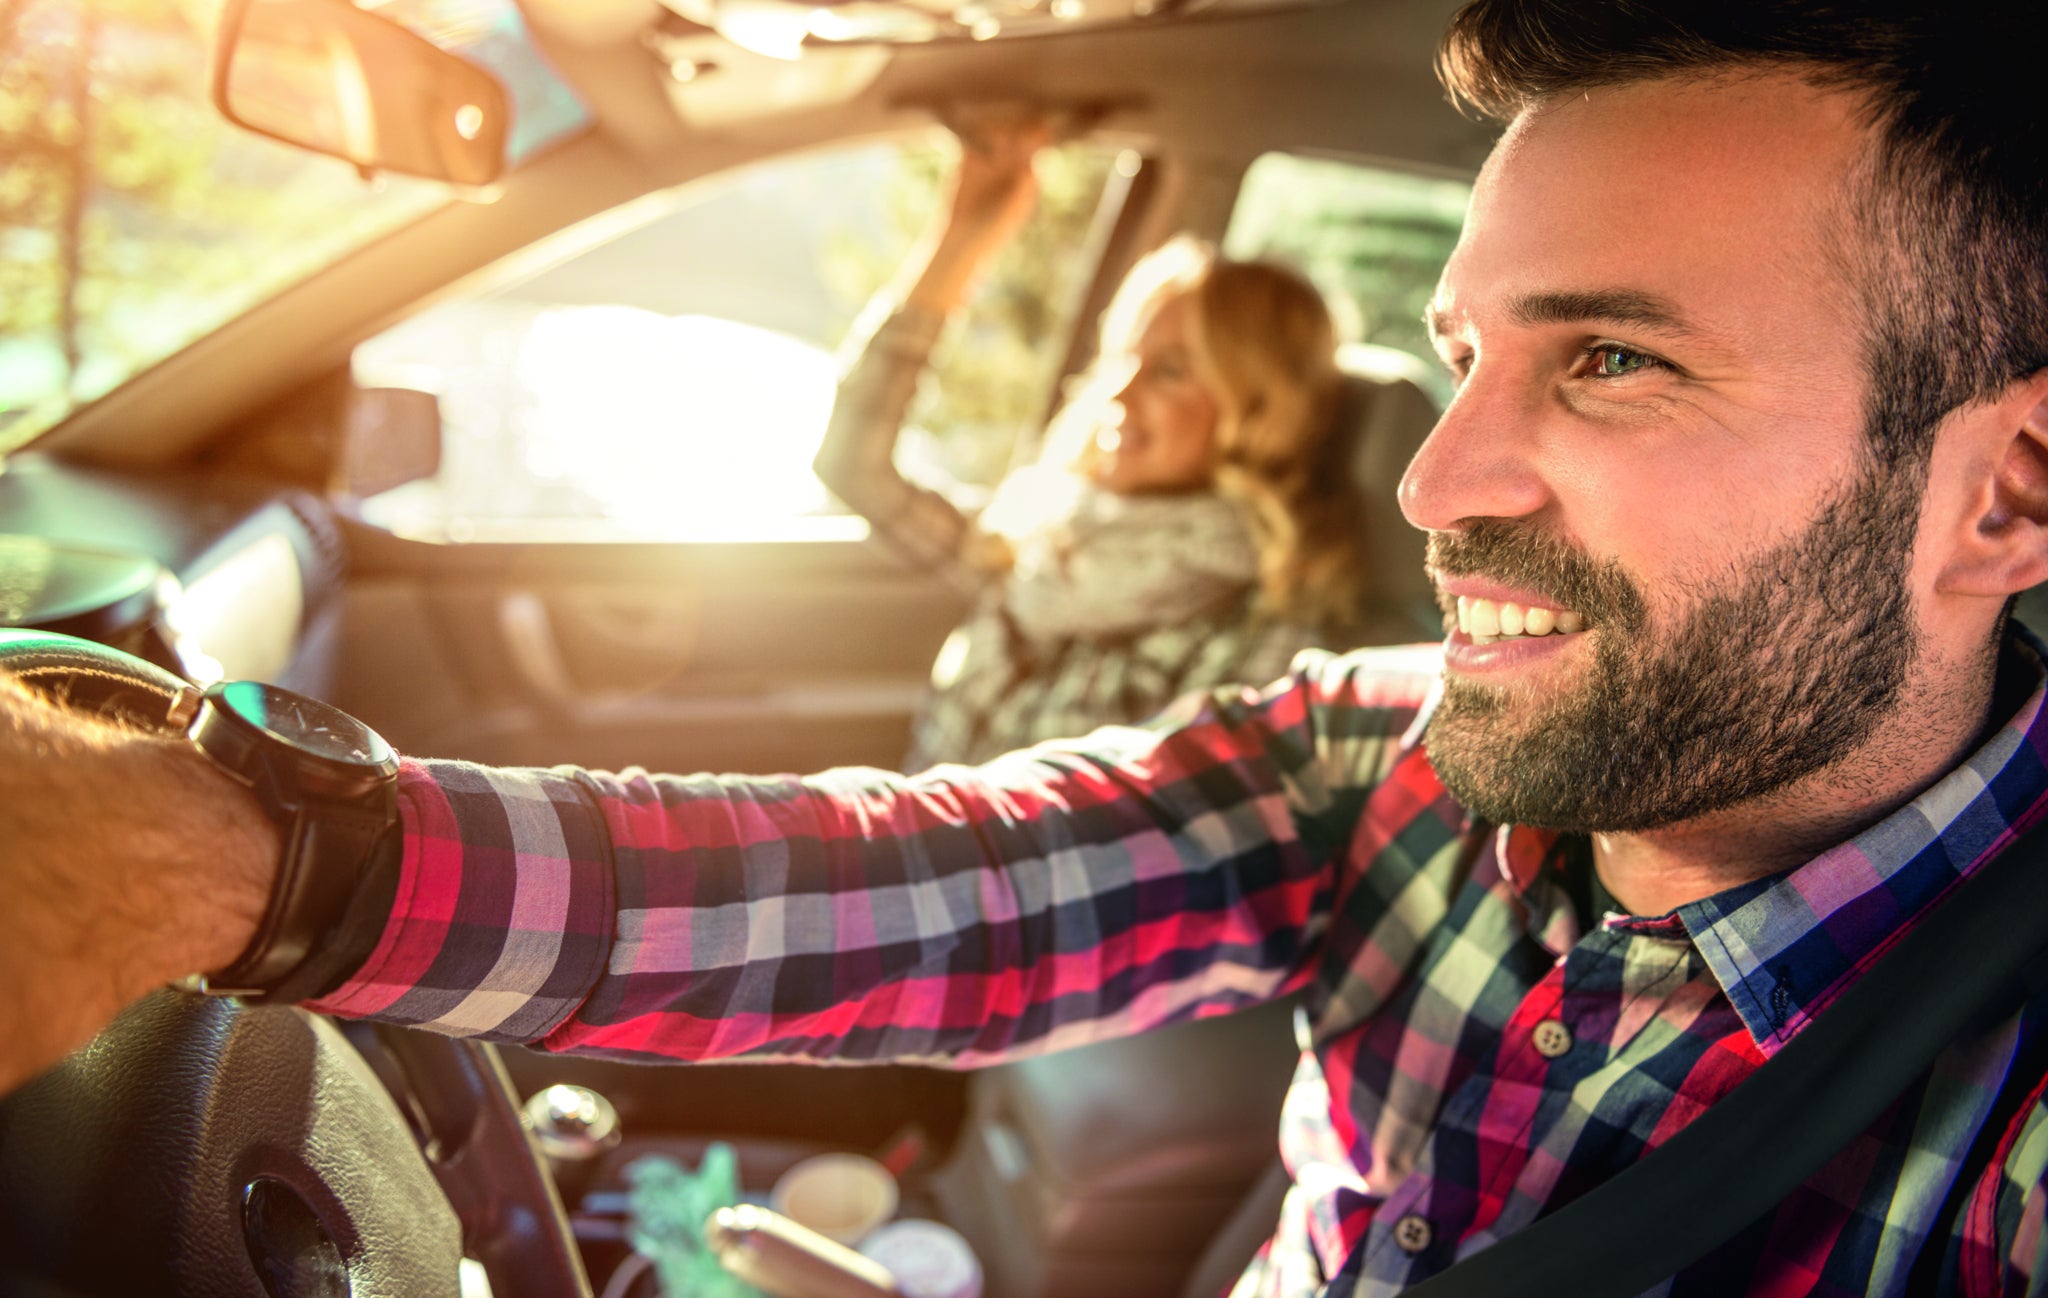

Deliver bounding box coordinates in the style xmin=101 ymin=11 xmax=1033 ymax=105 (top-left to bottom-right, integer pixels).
xmin=515 ymin=306 xmax=838 ymax=538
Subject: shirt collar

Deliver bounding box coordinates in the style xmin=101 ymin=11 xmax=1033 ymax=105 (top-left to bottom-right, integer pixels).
xmin=1481 ymin=627 xmax=2048 ymax=1057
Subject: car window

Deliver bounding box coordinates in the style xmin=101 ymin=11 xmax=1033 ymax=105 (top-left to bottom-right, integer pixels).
xmin=1223 ymin=152 xmax=1471 ymax=403
xmin=0 ymin=0 xmax=589 ymax=460
xmin=352 ymin=138 xmax=1133 ymax=542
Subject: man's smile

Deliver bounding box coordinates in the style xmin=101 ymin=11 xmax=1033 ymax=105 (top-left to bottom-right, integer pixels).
xmin=1453 ymin=594 xmax=1588 ymax=643
xmin=1433 ymin=574 xmax=1595 ymax=676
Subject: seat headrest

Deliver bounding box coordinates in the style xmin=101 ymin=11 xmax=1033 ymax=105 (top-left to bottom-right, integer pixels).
xmin=1331 ymin=344 xmax=1444 ymax=644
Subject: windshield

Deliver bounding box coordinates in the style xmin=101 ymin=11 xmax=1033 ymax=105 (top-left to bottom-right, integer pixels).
xmin=0 ymin=0 xmax=589 ymax=458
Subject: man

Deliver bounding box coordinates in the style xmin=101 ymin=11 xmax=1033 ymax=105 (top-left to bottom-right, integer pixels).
xmin=5 ymin=0 xmax=2048 ymax=1292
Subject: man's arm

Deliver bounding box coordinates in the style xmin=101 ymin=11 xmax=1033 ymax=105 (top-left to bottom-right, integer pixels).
xmin=308 ymin=648 xmax=1440 ymax=1067
xmin=2 ymin=645 xmax=1434 ymax=1087
xmin=0 ymin=673 xmax=278 ymax=1095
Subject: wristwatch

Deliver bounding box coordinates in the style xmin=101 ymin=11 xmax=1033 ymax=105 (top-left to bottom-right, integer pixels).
xmin=166 ymin=680 xmax=402 ymax=1000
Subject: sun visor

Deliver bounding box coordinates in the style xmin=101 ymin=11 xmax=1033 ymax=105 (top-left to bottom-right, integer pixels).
xmin=648 ymin=26 xmax=893 ymax=128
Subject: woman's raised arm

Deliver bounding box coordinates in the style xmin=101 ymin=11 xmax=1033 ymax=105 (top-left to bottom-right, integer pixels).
xmin=813 ymin=120 xmax=1050 ymax=580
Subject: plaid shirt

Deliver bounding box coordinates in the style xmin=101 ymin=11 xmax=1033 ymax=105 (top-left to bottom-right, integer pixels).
xmin=310 ymin=635 xmax=2048 ymax=1296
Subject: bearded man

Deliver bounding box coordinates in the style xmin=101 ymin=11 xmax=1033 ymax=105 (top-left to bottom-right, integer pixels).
xmin=5 ymin=1 xmax=2048 ymax=1294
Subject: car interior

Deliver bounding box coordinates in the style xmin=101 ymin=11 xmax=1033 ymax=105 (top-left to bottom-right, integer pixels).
xmin=0 ymin=0 xmax=1497 ymax=1293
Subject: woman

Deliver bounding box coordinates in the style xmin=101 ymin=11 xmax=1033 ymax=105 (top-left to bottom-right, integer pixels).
xmin=816 ymin=126 xmax=1373 ymax=770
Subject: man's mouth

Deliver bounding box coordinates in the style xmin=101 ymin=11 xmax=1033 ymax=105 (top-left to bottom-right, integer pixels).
xmin=1454 ymin=595 xmax=1589 ymax=645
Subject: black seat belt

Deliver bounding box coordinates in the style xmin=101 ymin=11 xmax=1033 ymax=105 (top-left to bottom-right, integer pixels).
xmin=1393 ymin=809 xmax=2048 ymax=1298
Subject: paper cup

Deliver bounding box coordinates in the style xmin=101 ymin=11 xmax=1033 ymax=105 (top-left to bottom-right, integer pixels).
xmin=769 ymin=1152 xmax=899 ymax=1244
xmin=860 ymin=1218 xmax=983 ymax=1298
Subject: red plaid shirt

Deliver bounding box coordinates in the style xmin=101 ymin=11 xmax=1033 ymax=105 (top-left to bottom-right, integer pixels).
xmin=312 ymin=637 xmax=2048 ymax=1296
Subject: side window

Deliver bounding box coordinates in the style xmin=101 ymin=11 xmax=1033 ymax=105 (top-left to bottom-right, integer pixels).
xmin=1222 ymin=153 xmax=1471 ymax=403
xmin=355 ymin=136 xmax=1129 ymax=541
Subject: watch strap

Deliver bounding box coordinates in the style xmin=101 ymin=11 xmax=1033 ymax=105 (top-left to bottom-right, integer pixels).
xmin=199 ymin=791 xmax=398 ymax=999
xmin=260 ymin=821 xmax=406 ymax=1005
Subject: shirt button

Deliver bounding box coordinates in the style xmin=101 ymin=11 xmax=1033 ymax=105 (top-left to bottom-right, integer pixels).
xmin=1531 ymin=1018 xmax=1573 ymax=1059
xmin=1392 ymin=1213 xmax=1433 ymax=1254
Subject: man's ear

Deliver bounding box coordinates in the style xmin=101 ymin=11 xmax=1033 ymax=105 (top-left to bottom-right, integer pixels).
xmin=1940 ymin=372 xmax=2048 ymax=597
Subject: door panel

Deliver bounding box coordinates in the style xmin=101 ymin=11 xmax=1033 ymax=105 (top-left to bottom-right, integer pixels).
xmin=331 ymin=525 xmax=965 ymax=775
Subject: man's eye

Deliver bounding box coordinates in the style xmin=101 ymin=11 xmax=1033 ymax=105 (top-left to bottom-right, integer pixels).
xmin=1582 ymin=344 xmax=1664 ymax=378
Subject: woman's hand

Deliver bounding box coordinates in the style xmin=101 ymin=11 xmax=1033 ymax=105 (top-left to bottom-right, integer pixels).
xmin=942 ymin=118 xmax=1053 ymax=261
xmin=903 ymin=115 xmax=1054 ymax=314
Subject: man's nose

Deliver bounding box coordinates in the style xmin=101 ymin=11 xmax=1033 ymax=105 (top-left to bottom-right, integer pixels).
xmin=1397 ymin=375 xmax=1551 ymax=532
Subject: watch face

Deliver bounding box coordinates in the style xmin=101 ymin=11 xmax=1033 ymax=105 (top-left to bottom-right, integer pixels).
xmin=216 ymin=681 xmax=395 ymax=768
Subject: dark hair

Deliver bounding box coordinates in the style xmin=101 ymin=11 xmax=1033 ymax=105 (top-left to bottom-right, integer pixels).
xmin=1436 ymin=1 xmax=2048 ymax=473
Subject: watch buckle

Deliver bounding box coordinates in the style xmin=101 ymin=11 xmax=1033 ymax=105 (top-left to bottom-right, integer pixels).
xmin=165 ymin=685 xmax=203 ymax=731
xmin=171 ymin=972 xmax=264 ymax=998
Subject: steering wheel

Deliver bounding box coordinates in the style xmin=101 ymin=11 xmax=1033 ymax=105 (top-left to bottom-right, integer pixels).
xmin=0 ymin=630 xmax=593 ymax=1298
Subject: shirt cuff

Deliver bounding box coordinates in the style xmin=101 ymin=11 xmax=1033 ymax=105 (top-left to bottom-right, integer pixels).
xmin=304 ymin=758 xmax=617 ymax=1044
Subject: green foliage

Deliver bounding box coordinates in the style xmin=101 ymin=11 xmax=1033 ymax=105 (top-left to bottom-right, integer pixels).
xmin=0 ymin=0 xmax=443 ymax=451
xmin=1223 ymin=153 xmax=1470 ymax=383
xmin=1 ymin=1 xmax=216 ymax=411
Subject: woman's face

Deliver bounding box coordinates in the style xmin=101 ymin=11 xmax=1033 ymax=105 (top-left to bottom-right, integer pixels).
xmin=1090 ymin=292 xmax=1221 ymax=495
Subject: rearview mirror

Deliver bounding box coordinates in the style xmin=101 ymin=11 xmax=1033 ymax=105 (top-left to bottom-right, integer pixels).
xmin=212 ymin=0 xmax=511 ymax=186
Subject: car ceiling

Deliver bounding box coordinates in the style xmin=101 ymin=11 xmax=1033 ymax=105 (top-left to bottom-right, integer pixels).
xmin=520 ymin=0 xmax=1486 ymax=165
xmin=39 ymin=0 xmax=1492 ymax=471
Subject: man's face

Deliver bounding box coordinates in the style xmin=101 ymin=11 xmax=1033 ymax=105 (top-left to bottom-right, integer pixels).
xmin=1404 ymin=72 xmax=1929 ymax=832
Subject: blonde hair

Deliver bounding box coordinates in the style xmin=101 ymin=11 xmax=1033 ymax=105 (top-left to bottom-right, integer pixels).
xmin=1045 ymin=238 xmax=1365 ymax=631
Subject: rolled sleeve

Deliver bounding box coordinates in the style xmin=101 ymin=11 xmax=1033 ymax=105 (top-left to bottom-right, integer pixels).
xmin=305 ymin=648 xmax=1435 ymax=1066
xmin=306 ymin=760 xmax=617 ymax=1043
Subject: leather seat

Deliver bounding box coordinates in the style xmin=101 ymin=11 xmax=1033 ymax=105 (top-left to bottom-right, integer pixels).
xmin=1331 ymin=343 xmax=1448 ymax=647
xmin=931 ymin=1001 xmax=1302 ymax=1298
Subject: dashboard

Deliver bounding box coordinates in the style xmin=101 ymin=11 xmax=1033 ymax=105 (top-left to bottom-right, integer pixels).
xmin=0 ymin=454 xmax=344 ymax=691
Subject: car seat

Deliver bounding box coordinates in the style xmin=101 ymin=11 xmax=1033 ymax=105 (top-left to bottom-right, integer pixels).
xmin=1331 ymin=342 xmax=1448 ymax=648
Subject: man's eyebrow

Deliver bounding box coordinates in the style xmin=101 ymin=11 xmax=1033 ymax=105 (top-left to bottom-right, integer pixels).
xmin=1423 ymin=302 xmax=1451 ymax=341
xmin=1506 ymin=288 xmax=1709 ymax=341
xmin=1426 ymin=289 xmax=1723 ymax=347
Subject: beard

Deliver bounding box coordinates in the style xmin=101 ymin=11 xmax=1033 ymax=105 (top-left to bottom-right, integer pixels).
xmin=1421 ymin=450 xmax=1925 ymax=833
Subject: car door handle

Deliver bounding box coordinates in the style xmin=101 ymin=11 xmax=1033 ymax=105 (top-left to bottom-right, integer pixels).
xmin=498 ymin=590 xmax=579 ymax=703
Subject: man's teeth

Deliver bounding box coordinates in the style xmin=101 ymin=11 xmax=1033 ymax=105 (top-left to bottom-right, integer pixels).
xmin=1456 ymin=596 xmax=1586 ymax=645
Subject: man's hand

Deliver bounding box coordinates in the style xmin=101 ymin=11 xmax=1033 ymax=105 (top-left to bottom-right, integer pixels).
xmin=0 ymin=674 xmax=277 ymax=1097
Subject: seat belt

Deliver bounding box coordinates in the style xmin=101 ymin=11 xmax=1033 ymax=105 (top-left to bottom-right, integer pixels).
xmin=1393 ymin=809 xmax=2048 ymax=1298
